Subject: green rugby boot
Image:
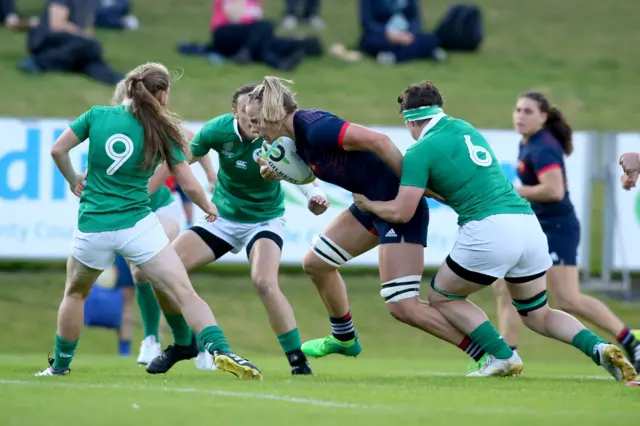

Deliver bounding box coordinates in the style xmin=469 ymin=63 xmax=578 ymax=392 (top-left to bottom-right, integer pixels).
xmin=301 ymin=335 xmax=361 ymax=358
xmin=467 ymin=353 xmax=489 ymax=375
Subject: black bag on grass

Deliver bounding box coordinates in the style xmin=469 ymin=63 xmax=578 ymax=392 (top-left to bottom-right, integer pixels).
xmin=434 ymin=4 xmax=483 ymax=52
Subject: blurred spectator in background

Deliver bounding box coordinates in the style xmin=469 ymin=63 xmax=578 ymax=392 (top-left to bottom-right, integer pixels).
xmin=95 ymin=0 xmax=139 ymax=31
xmin=1 ymin=0 xmax=38 ymax=29
xmin=359 ymin=0 xmax=445 ymax=65
xmin=113 ymin=253 xmax=135 ymax=357
xmin=19 ymin=0 xmax=122 ymax=84
xmin=281 ymin=0 xmax=324 ymax=30
xmin=179 ymin=0 xmax=317 ymax=72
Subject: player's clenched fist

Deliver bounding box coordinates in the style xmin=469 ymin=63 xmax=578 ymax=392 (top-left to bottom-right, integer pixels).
xmin=257 ymin=158 xmax=283 ymax=181
xmin=203 ymin=201 xmax=218 ymax=222
xmin=619 ymin=152 xmax=640 ymax=175
xmin=621 ymin=172 xmax=639 ymax=191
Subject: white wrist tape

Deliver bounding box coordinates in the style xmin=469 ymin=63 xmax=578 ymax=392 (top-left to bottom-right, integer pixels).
xmin=297 ymin=183 xmax=325 ymax=201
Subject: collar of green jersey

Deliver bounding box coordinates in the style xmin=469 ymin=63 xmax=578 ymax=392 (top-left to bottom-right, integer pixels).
xmin=233 ymin=119 xmax=244 ymax=141
xmin=417 ymin=112 xmax=447 ymax=139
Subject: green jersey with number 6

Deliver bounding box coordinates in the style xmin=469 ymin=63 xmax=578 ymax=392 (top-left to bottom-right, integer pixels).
xmin=70 ymin=105 xmax=186 ymax=233
xmin=401 ymin=115 xmax=532 ymax=226
xmin=190 ymin=113 xmax=284 ymax=223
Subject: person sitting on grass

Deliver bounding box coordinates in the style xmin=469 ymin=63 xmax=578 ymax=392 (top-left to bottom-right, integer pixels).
xmin=178 ymin=0 xmax=310 ymax=72
xmin=358 ymin=0 xmax=445 ymax=65
xmin=19 ymin=0 xmax=122 ymax=85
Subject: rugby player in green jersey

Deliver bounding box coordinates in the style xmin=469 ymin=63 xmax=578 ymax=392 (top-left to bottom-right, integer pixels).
xmin=146 ymin=84 xmax=330 ymax=376
xmin=355 ymin=80 xmax=636 ymax=382
xmin=110 ymin=79 xmax=219 ymax=366
xmin=37 ymin=63 xmax=262 ymax=380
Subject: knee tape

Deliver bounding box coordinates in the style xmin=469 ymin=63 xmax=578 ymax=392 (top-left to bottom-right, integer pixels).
xmin=512 ymin=290 xmax=548 ymax=316
xmin=310 ymin=233 xmax=353 ymax=268
xmin=430 ymin=277 xmax=468 ymax=300
xmin=381 ymin=275 xmax=421 ymax=303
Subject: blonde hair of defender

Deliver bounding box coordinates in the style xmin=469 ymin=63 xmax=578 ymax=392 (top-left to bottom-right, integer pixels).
xmin=251 ymin=76 xmax=298 ymax=132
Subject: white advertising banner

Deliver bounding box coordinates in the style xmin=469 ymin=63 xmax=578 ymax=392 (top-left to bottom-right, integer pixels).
xmin=613 ymin=133 xmax=640 ymax=269
xmin=0 ymin=118 xmax=591 ymax=267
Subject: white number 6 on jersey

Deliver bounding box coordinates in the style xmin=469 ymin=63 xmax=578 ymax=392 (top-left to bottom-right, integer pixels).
xmin=464 ymin=135 xmax=492 ymax=167
xmin=105 ymin=134 xmax=135 ymax=175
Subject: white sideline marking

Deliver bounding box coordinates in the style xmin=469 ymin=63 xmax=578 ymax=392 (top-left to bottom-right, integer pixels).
xmin=0 ymin=375 xmax=631 ymax=416
xmin=0 ymin=380 xmax=383 ymax=410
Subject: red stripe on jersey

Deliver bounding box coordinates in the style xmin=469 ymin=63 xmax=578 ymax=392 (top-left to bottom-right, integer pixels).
xmin=536 ymin=164 xmax=560 ymax=179
xmin=369 ymin=227 xmax=378 ymax=236
xmin=337 ymin=122 xmax=351 ymax=149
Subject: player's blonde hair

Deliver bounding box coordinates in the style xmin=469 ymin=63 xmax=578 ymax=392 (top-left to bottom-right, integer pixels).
xmin=248 ymin=76 xmax=298 ymax=124
xmin=124 ymin=62 xmax=188 ymax=171
xmin=111 ymin=79 xmax=127 ymax=106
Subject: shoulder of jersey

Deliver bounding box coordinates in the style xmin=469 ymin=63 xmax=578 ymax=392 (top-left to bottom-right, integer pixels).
xmin=85 ymin=105 xmax=126 ymax=120
xmin=202 ymin=113 xmax=236 ymax=134
xmin=91 ymin=104 xmax=119 ymax=113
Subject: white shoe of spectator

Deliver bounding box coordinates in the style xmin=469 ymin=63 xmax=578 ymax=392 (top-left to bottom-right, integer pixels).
xmin=122 ymin=15 xmax=140 ymax=31
xmin=434 ymin=47 xmax=448 ymax=62
xmin=377 ymin=51 xmax=396 ymax=66
xmin=308 ymin=16 xmax=326 ymax=30
xmin=281 ymin=16 xmax=298 ymax=30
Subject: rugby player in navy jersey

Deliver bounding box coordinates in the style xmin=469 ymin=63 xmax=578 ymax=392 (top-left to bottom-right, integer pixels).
xmin=244 ymin=76 xmax=489 ymax=368
xmin=492 ymin=92 xmax=640 ymax=371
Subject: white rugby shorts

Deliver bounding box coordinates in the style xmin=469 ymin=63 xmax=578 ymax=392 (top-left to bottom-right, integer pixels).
xmin=449 ymin=214 xmax=553 ymax=280
xmin=71 ymin=213 xmax=169 ymax=270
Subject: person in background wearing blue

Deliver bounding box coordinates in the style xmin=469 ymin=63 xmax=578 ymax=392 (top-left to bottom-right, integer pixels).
xmin=492 ymin=92 xmax=640 ymax=372
xmin=358 ymin=0 xmax=445 ymax=65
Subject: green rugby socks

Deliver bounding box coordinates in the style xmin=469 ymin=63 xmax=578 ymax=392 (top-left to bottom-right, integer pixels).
xmin=198 ymin=325 xmax=232 ymax=354
xmin=277 ymin=328 xmax=302 ymax=354
xmin=469 ymin=321 xmax=514 ymax=360
xmin=136 ymin=282 xmax=161 ymax=340
xmin=163 ymin=313 xmax=193 ymax=346
xmin=572 ymin=329 xmax=607 ymax=364
xmin=53 ymin=334 xmax=78 ymax=371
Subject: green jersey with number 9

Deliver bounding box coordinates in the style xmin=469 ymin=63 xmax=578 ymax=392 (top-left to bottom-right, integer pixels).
xmin=69 ymin=105 xmax=187 ymax=233
xmin=401 ymin=115 xmax=532 ymax=226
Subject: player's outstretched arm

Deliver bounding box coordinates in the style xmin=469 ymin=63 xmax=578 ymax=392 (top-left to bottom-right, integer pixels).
xmin=51 ymin=127 xmax=86 ymax=197
xmin=172 ymin=161 xmax=218 ymax=220
xmin=353 ymin=141 xmax=429 ymax=222
xmin=353 ymin=185 xmax=424 ymax=223
xmin=340 ymin=124 xmax=404 ymax=177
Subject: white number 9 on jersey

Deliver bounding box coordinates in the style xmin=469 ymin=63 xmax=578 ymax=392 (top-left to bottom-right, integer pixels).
xmin=464 ymin=135 xmax=492 ymax=167
xmin=105 ymin=134 xmax=135 ymax=175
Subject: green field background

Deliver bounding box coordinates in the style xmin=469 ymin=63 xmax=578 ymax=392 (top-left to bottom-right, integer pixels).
xmin=2 ymin=2 xmax=640 ymax=424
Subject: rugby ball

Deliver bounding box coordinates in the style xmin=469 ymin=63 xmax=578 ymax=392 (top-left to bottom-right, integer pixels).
xmin=261 ymin=136 xmax=315 ymax=184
